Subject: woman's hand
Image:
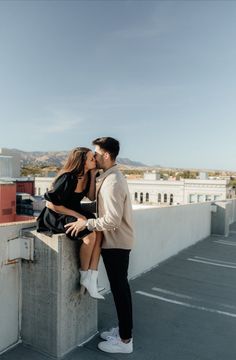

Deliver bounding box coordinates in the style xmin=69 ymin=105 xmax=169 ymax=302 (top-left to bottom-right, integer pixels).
xmin=89 ymin=169 xmax=99 ymax=178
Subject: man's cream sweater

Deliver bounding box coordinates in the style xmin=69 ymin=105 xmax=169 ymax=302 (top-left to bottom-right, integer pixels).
xmin=87 ymin=165 xmax=134 ymax=249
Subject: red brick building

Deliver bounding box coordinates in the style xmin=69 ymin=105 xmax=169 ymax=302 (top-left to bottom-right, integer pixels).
xmin=0 ymin=182 xmax=16 ymax=223
xmin=0 ymin=180 xmax=35 ymax=223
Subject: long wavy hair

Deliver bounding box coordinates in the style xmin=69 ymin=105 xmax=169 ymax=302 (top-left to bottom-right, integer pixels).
xmin=53 ymin=147 xmax=91 ymax=185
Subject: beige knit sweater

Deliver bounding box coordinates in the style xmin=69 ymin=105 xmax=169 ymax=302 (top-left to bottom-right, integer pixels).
xmin=87 ymin=165 xmax=134 ymax=249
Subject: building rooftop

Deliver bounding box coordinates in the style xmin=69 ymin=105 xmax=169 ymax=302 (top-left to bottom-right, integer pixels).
xmin=2 ymin=223 xmax=236 ymax=360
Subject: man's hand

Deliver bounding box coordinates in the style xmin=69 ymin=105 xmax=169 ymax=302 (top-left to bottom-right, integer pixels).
xmin=64 ymin=218 xmax=87 ymax=237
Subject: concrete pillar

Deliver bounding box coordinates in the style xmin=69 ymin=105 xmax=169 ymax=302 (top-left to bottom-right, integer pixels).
xmin=21 ymin=230 xmax=97 ymax=359
xmin=211 ymin=201 xmax=230 ymax=237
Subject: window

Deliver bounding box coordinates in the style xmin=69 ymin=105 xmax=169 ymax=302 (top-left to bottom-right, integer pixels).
xmin=38 ymin=188 xmax=41 ymax=196
xmin=206 ymin=195 xmax=212 ymax=201
xmin=164 ymin=193 xmax=167 ymax=203
xmin=140 ymin=192 xmax=143 ymax=203
xmin=158 ymin=193 xmax=161 ymax=203
xmin=134 ymin=192 xmax=138 ymax=201
xmin=146 ymin=193 xmax=149 ymax=202
xmin=189 ymin=194 xmax=195 ymax=203
xmin=170 ymin=194 xmax=173 ymax=205
xmin=197 ymin=195 xmax=205 ymax=203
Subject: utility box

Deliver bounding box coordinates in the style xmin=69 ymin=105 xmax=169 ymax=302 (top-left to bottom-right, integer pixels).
xmin=7 ymin=237 xmax=34 ymax=263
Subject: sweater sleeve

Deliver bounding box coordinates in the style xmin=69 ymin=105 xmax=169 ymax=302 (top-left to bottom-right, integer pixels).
xmin=44 ymin=173 xmax=77 ymax=205
xmin=87 ymin=180 xmax=126 ymax=231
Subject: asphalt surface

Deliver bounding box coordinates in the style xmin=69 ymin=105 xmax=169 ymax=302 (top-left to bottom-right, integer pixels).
xmin=2 ymin=223 xmax=236 ymax=360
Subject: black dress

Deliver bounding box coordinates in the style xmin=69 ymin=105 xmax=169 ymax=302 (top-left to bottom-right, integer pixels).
xmin=36 ymin=172 xmax=96 ymax=241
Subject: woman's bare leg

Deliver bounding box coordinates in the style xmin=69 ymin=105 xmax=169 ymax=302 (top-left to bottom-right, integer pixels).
xmin=79 ymin=232 xmax=96 ymax=270
xmin=79 ymin=231 xmax=104 ymax=299
xmin=89 ymin=231 xmax=103 ymax=270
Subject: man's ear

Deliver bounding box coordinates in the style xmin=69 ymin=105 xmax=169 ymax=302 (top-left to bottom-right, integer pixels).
xmin=104 ymin=152 xmax=110 ymax=160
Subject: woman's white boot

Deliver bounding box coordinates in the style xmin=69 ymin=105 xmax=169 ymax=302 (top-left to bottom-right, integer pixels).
xmin=80 ymin=269 xmax=104 ymax=300
xmin=79 ymin=270 xmax=88 ymax=296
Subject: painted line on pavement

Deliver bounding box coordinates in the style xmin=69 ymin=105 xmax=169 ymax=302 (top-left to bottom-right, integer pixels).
xmin=136 ymin=291 xmax=236 ymax=318
xmin=193 ymin=256 xmax=236 ymax=266
xmin=213 ymin=240 xmax=236 ymax=247
xmin=152 ymin=287 xmax=193 ymax=300
xmin=187 ymin=258 xmax=236 ymax=269
xmin=152 ymin=287 xmax=236 ymax=311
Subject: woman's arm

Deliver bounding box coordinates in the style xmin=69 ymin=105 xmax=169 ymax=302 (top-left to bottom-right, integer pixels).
xmin=86 ymin=170 xmax=98 ymax=201
xmin=46 ymin=201 xmax=86 ymax=220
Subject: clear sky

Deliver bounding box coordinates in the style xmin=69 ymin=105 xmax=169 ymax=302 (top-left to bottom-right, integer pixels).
xmin=0 ymin=0 xmax=236 ymax=170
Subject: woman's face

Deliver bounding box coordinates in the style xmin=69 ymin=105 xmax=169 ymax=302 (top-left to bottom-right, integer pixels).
xmin=85 ymin=151 xmax=96 ymax=171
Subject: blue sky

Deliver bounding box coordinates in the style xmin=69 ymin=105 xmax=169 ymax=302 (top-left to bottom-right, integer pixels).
xmin=0 ymin=0 xmax=236 ymax=170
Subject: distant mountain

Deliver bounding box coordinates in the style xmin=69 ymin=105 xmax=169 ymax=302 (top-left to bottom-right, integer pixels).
xmin=116 ymin=158 xmax=147 ymax=168
xmin=7 ymin=149 xmax=149 ymax=168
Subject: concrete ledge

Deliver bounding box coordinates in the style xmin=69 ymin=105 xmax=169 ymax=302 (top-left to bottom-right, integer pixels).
xmin=21 ymin=230 xmax=97 ymax=359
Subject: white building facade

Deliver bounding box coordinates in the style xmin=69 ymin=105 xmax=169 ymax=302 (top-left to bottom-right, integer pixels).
xmin=34 ymin=177 xmax=53 ymax=196
xmin=0 ymin=149 xmax=21 ymax=178
xmin=0 ymin=156 xmax=13 ymax=178
xmin=128 ymin=172 xmax=229 ymax=206
xmin=35 ymin=173 xmax=229 ymax=206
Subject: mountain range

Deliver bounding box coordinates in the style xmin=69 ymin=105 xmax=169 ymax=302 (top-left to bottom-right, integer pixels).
xmin=8 ymin=149 xmax=149 ymax=168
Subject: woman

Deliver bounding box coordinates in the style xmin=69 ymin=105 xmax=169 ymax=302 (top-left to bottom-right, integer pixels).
xmin=37 ymin=147 xmax=103 ymax=300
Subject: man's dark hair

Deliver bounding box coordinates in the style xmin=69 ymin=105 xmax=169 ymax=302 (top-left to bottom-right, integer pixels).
xmin=92 ymin=137 xmax=120 ymax=160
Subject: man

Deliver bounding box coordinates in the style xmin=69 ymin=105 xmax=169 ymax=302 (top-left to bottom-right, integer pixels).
xmin=65 ymin=137 xmax=134 ymax=354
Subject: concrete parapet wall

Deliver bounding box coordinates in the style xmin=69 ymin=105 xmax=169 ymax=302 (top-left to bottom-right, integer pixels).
xmin=1 ymin=199 xmax=236 ymax=356
xmin=21 ymin=230 xmax=97 ymax=359
xmin=131 ymin=202 xmax=212 ymax=276
xmin=228 ymin=199 xmax=236 ymax=224
xmin=211 ymin=199 xmax=236 ymax=236
xmin=98 ymin=202 xmax=212 ymax=291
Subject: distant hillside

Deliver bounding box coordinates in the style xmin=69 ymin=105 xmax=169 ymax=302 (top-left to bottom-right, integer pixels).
xmin=8 ymin=149 xmax=149 ymax=168
xmin=116 ymin=158 xmax=148 ymax=168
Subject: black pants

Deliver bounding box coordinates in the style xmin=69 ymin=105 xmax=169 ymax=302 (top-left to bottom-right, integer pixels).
xmin=101 ymin=249 xmax=133 ymax=340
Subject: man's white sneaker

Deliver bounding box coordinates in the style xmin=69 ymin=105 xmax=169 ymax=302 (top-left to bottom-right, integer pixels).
xmin=100 ymin=326 xmax=119 ymax=340
xmin=98 ymin=337 xmax=133 ymax=354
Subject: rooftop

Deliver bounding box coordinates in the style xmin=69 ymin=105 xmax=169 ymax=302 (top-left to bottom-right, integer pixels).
xmin=2 ymin=222 xmax=236 ymax=360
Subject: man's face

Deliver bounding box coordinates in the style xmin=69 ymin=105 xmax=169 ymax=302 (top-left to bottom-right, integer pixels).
xmin=94 ymin=145 xmax=106 ymax=169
